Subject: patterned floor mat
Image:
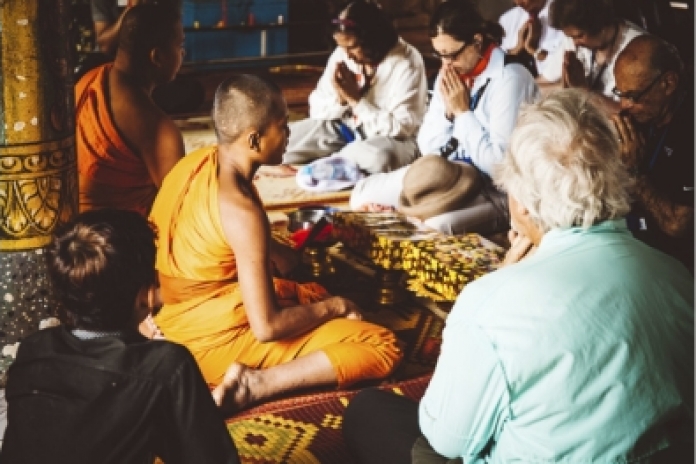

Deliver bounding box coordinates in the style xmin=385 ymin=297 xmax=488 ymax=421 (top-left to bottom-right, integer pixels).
xmin=226 ymin=374 xmax=432 ymax=464
xmin=223 ymin=255 xmax=446 ymax=463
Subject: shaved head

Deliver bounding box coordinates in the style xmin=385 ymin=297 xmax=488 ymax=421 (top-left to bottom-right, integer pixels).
xmin=212 ymin=74 xmax=285 ymax=144
xmin=616 ymin=35 xmax=684 ymax=78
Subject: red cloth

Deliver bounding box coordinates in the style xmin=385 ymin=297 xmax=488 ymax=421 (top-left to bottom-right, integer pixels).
xmin=460 ymin=43 xmax=497 ymax=84
xmin=290 ymin=223 xmax=334 ymax=248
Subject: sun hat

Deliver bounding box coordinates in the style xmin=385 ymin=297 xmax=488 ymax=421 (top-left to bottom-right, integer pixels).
xmin=398 ymin=155 xmax=482 ymax=219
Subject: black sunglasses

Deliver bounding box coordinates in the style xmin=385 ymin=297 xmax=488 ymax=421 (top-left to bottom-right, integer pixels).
xmin=432 ymin=42 xmax=467 ymax=61
xmin=612 ymin=71 xmax=665 ymax=104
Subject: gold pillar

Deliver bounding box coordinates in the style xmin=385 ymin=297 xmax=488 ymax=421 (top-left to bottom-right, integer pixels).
xmin=0 ymin=0 xmax=77 ymax=375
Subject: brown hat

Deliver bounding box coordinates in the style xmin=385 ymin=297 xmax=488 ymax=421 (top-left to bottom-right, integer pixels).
xmin=398 ymin=155 xmax=482 ymax=219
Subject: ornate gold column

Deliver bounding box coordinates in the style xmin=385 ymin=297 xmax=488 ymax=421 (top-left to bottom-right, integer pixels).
xmin=0 ymin=0 xmax=77 ymax=376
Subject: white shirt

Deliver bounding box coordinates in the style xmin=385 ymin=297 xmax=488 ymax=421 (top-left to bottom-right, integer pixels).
xmin=499 ymin=0 xmax=566 ymax=78
xmin=308 ymin=38 xmax=428 ymax=139
xmin=417 ymin=47 xmax=539 ymax=176
xmin=541 ymin=20 xmax=646 ymax=98
xmin=419 ymin=220 xmax=694 ymax=462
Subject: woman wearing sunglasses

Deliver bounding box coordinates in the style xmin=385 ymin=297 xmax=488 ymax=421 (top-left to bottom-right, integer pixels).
xmin=350 ymin=0 xmax=539 ymax=236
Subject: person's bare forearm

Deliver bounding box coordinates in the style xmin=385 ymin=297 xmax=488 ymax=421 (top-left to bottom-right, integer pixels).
xmin=251 ymin=296 xmax=350 ymax=342
xmin=634 ymin=175 xmax=694 ymax=237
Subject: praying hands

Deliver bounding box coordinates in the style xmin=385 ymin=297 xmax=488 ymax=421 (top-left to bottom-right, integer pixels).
xmin=438 ymin=64 xmax=470 ymax=119
xmin=333 ymin=61 xmax=362 ymax=106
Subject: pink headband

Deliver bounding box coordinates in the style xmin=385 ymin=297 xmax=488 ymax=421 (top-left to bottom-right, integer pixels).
xmin=332 ymin=18 xmax=357 ymax=29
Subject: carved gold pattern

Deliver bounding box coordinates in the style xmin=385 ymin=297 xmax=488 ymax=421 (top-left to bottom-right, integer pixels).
xmin=0 ymin=137 xmax=77 ymax=250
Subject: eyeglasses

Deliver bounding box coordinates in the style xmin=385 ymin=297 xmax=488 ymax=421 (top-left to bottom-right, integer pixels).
xmin=612 ymin=72 xmax=665 ymax=104
xmin=432 ymin=42 xmax=467 ymax=61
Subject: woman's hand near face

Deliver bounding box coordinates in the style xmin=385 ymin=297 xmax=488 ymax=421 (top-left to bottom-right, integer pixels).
xmin=438 ymin=64 xmax=470 ymax=118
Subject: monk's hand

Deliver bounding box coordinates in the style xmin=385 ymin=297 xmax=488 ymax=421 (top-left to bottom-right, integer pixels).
xmin=439 ymin=64 xmax=469 ymax=118
xmin=562 ymin=51 xmax=587 ymax=89
xmin=502 ymin=229 xmax=535 ymax=267
xmin=326 ymin=296 xmax=363 ymax=321
xmin=333 ymin=61 xmax=361 ymax=106
xmin=612 ymin=113 xmax=646 ymax=175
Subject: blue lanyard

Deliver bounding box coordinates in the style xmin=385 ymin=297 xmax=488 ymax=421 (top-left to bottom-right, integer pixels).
xmin=470 ymin=78 xmax=491 ymax=111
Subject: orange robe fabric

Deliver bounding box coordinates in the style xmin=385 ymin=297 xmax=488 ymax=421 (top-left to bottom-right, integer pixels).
xmin=149 ymin=147 xmax=402 ymax=387
xmin=75 ymin=64 xmax=157 ymax=216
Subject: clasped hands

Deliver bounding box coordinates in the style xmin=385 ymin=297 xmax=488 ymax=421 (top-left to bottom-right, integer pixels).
xmin=611 ymin=112 xmax=646 ymax=175
xmin=438 ymin=64 xmax=470 ymax=120
xmin=511 ymin=15 xmax=543 ymax=57
xmin=562 ymin=51 xmax=588 ymax=89
xmin=333 ymin=61 xmax=363 ymax=107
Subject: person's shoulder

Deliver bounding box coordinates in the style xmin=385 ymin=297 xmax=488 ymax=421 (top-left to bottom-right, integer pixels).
xmin=620 ymin=20 xmax=648 ymax=47
xmin=500 ymin=57 xmax=538 ymax=88
xmin=385 ymin=38 xmax=425 ymax=69
xmin=12 ymin=327 xmax=64 ymax=361
xmin=499 ymin=5 xmax=525 ymax=26
xmin=75 ymin=64 xmax=108 ymax=99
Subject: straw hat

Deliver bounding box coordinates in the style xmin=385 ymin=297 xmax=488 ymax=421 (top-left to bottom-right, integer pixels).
xmin=398 ymin=155 xmax=482 ymax=219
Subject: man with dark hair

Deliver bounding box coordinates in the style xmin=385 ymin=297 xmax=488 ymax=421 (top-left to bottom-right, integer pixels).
xmin=541 ymin=0 xmax=645 ymax=110
xmin=76 ymin=4 xmax=185 ymax=216
xmin=612 ymin=34 xmax=694 ymax=272
xmin=149 ymin=74 xmax=402 ymax=415
xmin=262 ymin=0 xmax=427 ymax=176
xmin=0 ymin=209 xmax=240 ymax=463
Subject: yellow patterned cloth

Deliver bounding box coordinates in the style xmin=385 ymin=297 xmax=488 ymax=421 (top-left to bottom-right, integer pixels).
xmin=331 ymin=212 xmax=505 ymax=301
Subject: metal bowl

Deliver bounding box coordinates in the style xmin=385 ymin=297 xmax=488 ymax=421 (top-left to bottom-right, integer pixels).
xmin=287 ymin=208 xmax=330 ymax=233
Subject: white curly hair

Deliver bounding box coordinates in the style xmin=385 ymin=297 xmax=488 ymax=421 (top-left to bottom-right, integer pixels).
xmin=494 ymin=89 xmax=633 ymax=232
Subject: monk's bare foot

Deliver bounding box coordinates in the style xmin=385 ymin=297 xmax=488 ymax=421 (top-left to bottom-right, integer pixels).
xmin=354 ymin=203 xmax=397 ymax=213
xmin=212 ymin=363 xmax=259 ymax=416
xmin=257 ymin=164 xmax=298 ymax=177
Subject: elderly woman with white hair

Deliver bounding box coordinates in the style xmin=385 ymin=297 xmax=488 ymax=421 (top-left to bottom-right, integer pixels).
xmin=341 ymin=89 xmax=694 ymax=464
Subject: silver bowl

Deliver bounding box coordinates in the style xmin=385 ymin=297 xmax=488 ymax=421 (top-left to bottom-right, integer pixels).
xmin=287 ymin=208 xmax=332 ymax=233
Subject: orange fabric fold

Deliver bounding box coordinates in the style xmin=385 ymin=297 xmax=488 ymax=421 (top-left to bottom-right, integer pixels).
xmin=75 ymin=64 xmax=157 ymax=216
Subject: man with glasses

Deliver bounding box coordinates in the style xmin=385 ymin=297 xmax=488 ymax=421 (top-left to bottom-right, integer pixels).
xmin=612 ymin=34 xmax=693 ymax=272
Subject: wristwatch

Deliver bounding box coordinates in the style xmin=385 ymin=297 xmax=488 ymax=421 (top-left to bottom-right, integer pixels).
xmin=533 ymin=48 xmax=548 ymax=61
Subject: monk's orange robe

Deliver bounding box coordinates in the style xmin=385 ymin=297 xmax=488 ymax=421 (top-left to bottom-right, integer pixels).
xmin=75 ymin=64 xmax=157 ymax=216
xmin=149 ymin=147 xmax=402 ymax=387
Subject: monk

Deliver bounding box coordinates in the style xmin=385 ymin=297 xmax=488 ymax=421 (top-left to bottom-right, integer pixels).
xmin=76 ymin=4 xmax=185 ymax=216
xmin=149 ymin=74 xmax=402 ymax=414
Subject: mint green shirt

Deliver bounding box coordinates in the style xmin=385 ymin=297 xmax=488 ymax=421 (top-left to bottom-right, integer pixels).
xmin=419 ymin=219 xmax=694 ymax=462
